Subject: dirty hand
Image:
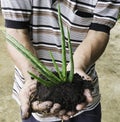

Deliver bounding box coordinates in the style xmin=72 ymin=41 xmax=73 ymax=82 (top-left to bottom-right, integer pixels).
xmin=19 ymin=69 xmax=93 ymax=120
xmin=19 ymin=76 xmax=61 ymax=119
xmin=75 ymin=68 xmax=93 ymax=111
xmin=19 ymin=79 xmax=37 ymax=119
xmin=58 ymin=68 xmax=93 ymax=120
xmin=31 ymin=69 xmax=93 ymax=121
xmin=32 ymin=69 xmax=93 ymax=121
xmin=18 ymin=66 xmax=54 ymax=120
xmin=19 ymin=78 xmax=56 ymax=119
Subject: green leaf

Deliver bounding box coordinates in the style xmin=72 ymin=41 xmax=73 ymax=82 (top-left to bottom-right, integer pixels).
xmin=58 ymin=5 xmax=67 ymax=81
xmin=28 ymin=71 xmax=53 ymax=87
xmin=49 ymin=51 xmax=63 ymax=81
xmin=67 ymin=28 xmax=74 ymax=82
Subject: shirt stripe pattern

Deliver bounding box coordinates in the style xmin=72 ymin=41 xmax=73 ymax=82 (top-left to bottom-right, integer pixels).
xmin=1 ymin=0 xmax=120 ymax=121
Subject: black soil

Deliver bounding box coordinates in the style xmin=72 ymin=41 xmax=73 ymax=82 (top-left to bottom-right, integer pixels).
xmin=31 ymin=73 xmax=93 ymax=112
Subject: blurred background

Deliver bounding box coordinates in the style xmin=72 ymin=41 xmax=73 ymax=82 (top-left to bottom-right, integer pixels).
xmin=0 ymin=5 xmax=120 ymax=122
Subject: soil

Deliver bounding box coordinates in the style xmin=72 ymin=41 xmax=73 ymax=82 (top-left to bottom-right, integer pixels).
xmin=31 ymin=73 xmax=93 ymax=112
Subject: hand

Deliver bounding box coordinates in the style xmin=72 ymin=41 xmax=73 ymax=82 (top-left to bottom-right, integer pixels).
xmin=58 ymin=68 xmax=93 ymax=120
xmin=20 ymin=68 xmax=93 ymax=120
xmin=19 ymin=75 xmax=61 ymax=119
xmin=19 ymin=79 xmax=55 ymax=119
xmin=32 ymin=102 xmax=61 ymax=116
xmin=75 ymin=68 xmax=93 ymax=111
xmin=57 ymin=90 xmax=93 ymax=121
xmin=19 ymin=79 xmax=37 ymax=119
xmin=31 ymin=68 xmax=93 ymax=121
xmin=75 ymin=68 xmax=93 ymax=106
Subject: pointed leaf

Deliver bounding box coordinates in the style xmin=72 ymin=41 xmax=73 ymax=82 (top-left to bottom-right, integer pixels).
xmin=67 ymin=28 xmax=74 ymax=82
xmin=58 ymin=5 xmax=67 ymax=81
xmin=49 ymin=51 xmax=63 ymax=81
xmin=28 ymin=71 xmax=53 ymax=87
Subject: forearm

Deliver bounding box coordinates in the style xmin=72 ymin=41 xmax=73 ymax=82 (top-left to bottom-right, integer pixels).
xmin=73 ymin=30 xmax=109 ymax=71
xmin=6 ymin=28 xmax=38 ymax=81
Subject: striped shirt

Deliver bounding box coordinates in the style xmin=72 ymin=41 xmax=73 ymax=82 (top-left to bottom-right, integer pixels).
xmin=1 ymin=0 xmax=120 ymax=121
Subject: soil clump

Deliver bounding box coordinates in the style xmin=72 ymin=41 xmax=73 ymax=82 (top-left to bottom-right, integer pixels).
xmin=31 ymin=72 xmax=93 ymax=112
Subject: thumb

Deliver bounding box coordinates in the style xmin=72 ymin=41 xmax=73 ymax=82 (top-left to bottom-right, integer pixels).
xmin=21 ymin=102 xmax=31 ymax=119
xmin=84 ymin=89 xmax=93 ymax=103
xmin=74 ymin=68 xmax=92 ymax=81
xmin=19 ymin=89 xmax=31 ymax=119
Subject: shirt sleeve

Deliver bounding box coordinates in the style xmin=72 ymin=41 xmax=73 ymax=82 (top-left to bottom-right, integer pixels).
xmin=90 ymin=0 xmax=120 ymax=34
xmin=1 ymin=0 xmax=32 ymax=29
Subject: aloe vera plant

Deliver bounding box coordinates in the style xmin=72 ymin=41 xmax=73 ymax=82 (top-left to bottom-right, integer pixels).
xmin=5 ymin=5 xmax=74 ymax=87
xmin=4 ymin=5 xmax=94 ymax=114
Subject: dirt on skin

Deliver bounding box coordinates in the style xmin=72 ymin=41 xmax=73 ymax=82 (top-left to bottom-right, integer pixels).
xmin=0 ymin=12 xmax=120 ymax=122
xmin=31 ymin=73 xmax=93 ymax=114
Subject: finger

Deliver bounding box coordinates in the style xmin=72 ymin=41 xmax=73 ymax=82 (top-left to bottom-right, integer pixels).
xmin=61 ymin=115 xmax=70 ymax=121
xmin=25 ymin=81 xmax=37 ymax=96
xmin=19 ymin=80 xmax=37 ymax=119
xmin=84 ymin=89 xmax=93 ymax=103
xmin=58 ymin=109 xmax=66 ymax=116
xmin=31 ymin=101 xmax=40 ymax=111
xmin=76 ymin=103 xmax=86 ymax=111
xmin=67 ymin=111 xmax=75 ymax=117
xmin=29 ymin=83 xmax=37 ymax=95
xmin=19 ymin=90 xmax=31 ymax=119
xmin=21 ymin=100 xmax=30 ymax=119
xmin=58 ymin=110 xmax=74 ymax=120
xmin=38 ymin=101 xmax=53 ymax=112
xmin=50 ymin=103 xmax=61 ymax=114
